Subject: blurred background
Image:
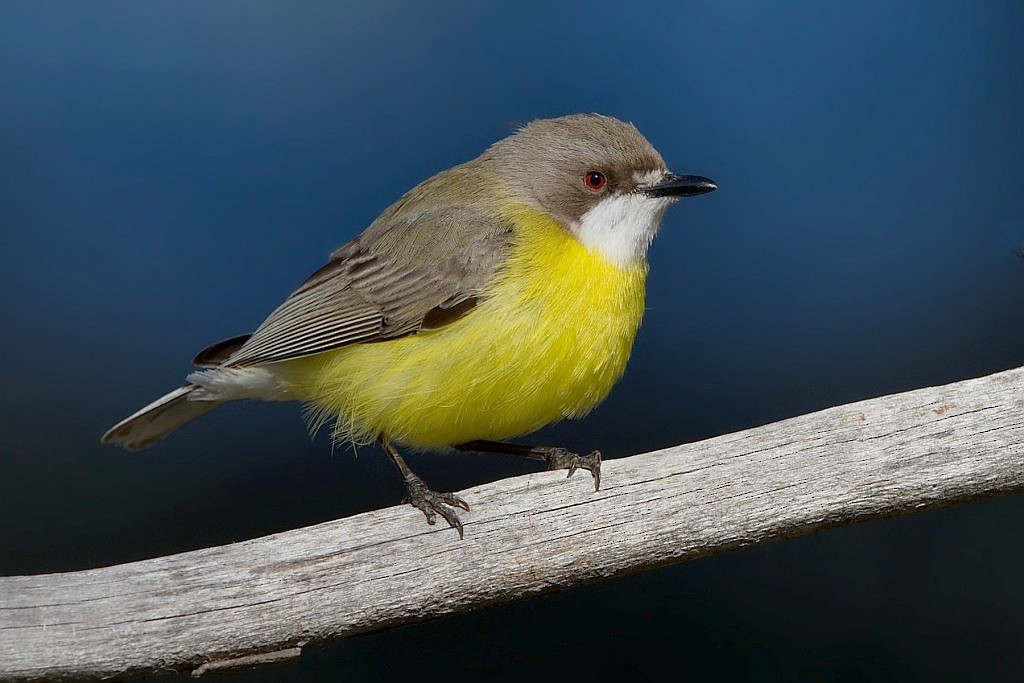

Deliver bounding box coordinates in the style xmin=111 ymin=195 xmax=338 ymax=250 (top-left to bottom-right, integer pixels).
xmin=3 ymin=1 xmax=1024 ymax=680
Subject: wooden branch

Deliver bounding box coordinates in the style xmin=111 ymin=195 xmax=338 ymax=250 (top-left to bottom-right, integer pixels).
xmin=3 ymin=367 xmax=1024 ymax=681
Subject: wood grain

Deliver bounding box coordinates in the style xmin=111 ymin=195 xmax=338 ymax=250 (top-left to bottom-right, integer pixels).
xmin=3 ymin=367 xmax=1023 ymax=681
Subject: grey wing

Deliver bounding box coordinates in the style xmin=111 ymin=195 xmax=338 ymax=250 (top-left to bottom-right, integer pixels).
xmin=221 ymin=206 xmax=513 ymax=367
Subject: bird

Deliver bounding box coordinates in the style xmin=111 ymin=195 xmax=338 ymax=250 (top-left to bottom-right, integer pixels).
xmin=103 ymin=114 xmax=717 ymax=537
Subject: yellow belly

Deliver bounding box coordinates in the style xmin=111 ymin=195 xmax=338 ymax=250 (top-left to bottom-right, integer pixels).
xmin=279 ymin=206 xmax=647 ymax=448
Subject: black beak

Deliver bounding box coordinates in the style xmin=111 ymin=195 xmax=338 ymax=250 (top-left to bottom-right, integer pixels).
xmin=641 ymin=172 xmax=717 ymax=198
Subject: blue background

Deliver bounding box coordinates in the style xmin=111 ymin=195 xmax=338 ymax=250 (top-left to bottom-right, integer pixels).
xmin=3 ymin=1 xmax=1024 ymax=680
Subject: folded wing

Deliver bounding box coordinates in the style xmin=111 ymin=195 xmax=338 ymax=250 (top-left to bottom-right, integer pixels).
xmin=220 ymin=205 xmax=513 ymax=367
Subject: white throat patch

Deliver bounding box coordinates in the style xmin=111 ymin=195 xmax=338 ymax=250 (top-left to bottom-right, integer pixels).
xmin=574 ymin=193 xmax=672 ymax=267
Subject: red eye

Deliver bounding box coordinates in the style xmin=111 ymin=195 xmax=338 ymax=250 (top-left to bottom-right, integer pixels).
xmin=584 ymin=171 xmax=606 ymax=190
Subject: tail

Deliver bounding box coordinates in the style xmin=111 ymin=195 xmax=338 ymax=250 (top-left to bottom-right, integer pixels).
xmin=102 ymin=385 xmax=224 ymax=451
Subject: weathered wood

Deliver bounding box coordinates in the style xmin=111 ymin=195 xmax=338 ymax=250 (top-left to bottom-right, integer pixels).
xmin=2 ymin=367 xmax=1023 ymax=681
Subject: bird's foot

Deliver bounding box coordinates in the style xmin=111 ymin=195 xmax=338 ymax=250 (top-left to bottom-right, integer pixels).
xmin=537 ymin=447 xmax=602 ymax=491
xmin=403 ymin=474 xmax=470 ymax=539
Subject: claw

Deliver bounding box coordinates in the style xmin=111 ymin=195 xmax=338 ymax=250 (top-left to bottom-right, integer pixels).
xmin=544 ymin=448 xmax=602 ymax=491
xmin=404 ymin=474 xmax=467 ymax=539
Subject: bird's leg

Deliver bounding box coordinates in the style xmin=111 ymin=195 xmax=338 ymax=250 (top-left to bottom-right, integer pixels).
xmin=382 ymin=440 xmax=469 ymax=539
xmin=456 ymin=440 xmax=601 ymax=491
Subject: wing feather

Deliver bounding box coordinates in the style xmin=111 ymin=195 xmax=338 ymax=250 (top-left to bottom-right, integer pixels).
xmin=222 ymin=202 xmax=513 ymax=366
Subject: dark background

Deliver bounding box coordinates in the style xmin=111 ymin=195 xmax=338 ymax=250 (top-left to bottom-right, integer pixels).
xmin=3 ymin=1 xmax=1024 ymax=680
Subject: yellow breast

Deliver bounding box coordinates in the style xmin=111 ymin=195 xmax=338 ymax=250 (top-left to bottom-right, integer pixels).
xmin=280 ymin=206 xmax=648 ymax=449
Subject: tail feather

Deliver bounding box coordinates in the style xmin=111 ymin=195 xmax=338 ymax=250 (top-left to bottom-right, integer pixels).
xmin=102 ymin=385 xmax=223 ymax=451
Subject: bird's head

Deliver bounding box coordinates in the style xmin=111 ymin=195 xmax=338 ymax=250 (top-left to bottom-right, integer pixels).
xmin=485 ymin=114 xmax=716 ymax=266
